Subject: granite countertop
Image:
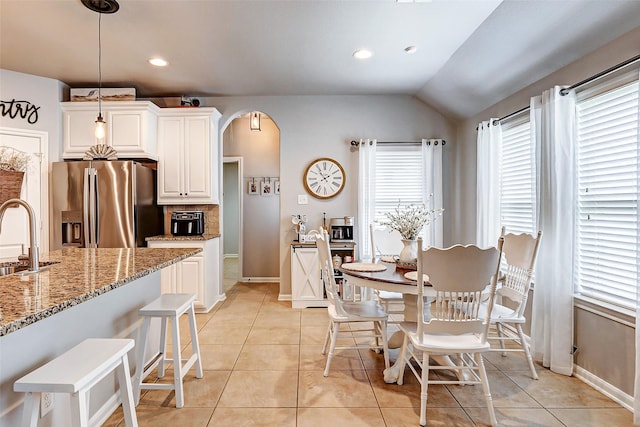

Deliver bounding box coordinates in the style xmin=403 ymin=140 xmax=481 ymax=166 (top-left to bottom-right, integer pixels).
xmin=0 ymin=247 xmax=201 ymax=336
xmin=146 ymin=233 xmax=220 ymax=241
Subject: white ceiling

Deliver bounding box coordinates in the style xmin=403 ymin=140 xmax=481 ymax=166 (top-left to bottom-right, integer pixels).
xmin=1 ymin=0 xmax=639 ymax=120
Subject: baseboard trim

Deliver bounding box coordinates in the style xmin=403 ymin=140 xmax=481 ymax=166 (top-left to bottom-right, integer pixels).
xmin=573 ymin=365 xmax=633 ymax=412
xmin=239 ymin=277 xmax=279 ymax=283
xmin=223 ymin=254 xmax=239 ymax=259
xmin=279 ymin=294 xmax=292 ymax=302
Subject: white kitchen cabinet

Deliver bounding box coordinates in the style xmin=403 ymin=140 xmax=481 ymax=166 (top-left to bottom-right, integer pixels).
xmin=157 ymin=108 xmax=221 ymax=205
xmin=147 ymin=237 xmax=223 ymax=312
xmin=61 ymin=101 xmax=160 ymax=160
xmin=291 ymin=242 xmax=356 ymax=308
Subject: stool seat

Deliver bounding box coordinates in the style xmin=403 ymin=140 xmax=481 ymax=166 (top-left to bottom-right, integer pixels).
xmin=15 ymin=338 xmax=137 ymax=427
xmin=134 ymin=293 xmax=202 ymax=409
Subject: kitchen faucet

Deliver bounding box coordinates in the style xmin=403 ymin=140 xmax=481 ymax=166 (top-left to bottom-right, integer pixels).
xmin=0 ymin=198 xmax=39 ymax=273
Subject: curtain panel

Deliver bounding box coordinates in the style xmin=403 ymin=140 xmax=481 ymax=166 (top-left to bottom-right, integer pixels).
xmin=635 ymin=67 xmax=640 ymax=425
xmin=476 ymin=120 xmax=502 ymax=247
xmin=530 ymin=86 xmax=575 ymax=376
xmin=422 ymin=139 xmax=444 ymax=247
xmin=357 ymin=139 xmax=377 ymax=259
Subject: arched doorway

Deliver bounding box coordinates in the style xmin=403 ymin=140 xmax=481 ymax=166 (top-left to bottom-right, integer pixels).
xmin=221 ymin=111 xmax=280 ymax=288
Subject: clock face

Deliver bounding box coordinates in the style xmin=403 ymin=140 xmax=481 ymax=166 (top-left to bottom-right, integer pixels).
xmin=303 ymin=158 xmax=346 ymax=199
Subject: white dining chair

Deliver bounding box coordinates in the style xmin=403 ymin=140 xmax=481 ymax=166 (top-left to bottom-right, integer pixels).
xmin=485 ymin=227 xmax=542 ymax=379
xmin=395 ymin=238 xmax=503 ymax=427
xmin=370 ymin=224 xmax=405 ymax=320
xmin=314 ymin=229 xmax=390 ymax=377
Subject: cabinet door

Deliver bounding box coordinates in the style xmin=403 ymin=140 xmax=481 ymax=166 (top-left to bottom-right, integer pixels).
xmin=291 ymin=247 xmax=324 ymax=308
xmin=107 ymin=110 xmax=142 ymax=153
xmin=160 ymin=263 xmax=178 ymax=294
xmin=157 ymin=116 xmax=184 ymax=203
xmin=183 ymin=116 xmax=211 ymax=201
xmin=177 ymin=255 xmax=205 ymax=309
xmin=63 ymin=109 xmax=101 ymax=157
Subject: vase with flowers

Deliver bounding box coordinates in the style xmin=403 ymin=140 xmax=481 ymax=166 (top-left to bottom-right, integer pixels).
xmin=381 ymin=199 xmax=444 ymax=264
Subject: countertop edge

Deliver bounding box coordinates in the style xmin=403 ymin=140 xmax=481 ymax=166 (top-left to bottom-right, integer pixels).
xmin=0 ymin=248 xmax=202 ymax=337
xmin=146 ymin=234 xmax=220 ymax=241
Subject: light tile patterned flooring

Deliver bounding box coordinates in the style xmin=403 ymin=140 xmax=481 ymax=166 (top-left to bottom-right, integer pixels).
xmin=105 ymin=261 xmax=633 ymax=426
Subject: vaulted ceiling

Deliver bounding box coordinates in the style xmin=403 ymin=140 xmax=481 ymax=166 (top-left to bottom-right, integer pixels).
xmin=1 ymin=0 xmax=639 ymax=120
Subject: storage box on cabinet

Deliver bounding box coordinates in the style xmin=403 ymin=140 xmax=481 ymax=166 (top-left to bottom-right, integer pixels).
xmin=157 ymin=108 xmax=221 ymax=205
xmin=147 ymin=238 xmax=221 ymax=312
xmin=61 ymin=101 xmax=160 ymax=160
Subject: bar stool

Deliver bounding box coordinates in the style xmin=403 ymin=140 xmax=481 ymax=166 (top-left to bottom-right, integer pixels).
xmin=133 ymin=293 xmax=203 ymax=408
xmin=14 ymin=338 xmax=137 ymax=427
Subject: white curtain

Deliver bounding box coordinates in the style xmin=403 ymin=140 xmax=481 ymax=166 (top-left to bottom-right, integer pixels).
xmin=357 ymin=138 xmax=377 ymax=259
xmin=476 ymin=119 xmax=502 ymax=247
xmin=634 ymin=67 xmax=640 ymax=425
xmin=530 ymin=86 xmax=575 ymax=376
xmin=422 ymin=138 xmax=443 ymax=247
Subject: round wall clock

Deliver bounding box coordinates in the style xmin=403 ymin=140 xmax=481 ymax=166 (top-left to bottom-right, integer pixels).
xmin=303 ymin=157 xmax=346 ymax=199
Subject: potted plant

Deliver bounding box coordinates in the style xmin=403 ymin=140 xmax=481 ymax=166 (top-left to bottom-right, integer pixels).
xmin=381 ymin=199 xmax=444 ymax=263
xmin=0 ymin=147 xmax=30 ymax=205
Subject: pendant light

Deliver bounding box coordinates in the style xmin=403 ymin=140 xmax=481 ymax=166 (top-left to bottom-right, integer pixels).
xmin=250 ymin=112 xmax=261 ymax=131
xmin=82 ymin=0 xmax=119 ymax=143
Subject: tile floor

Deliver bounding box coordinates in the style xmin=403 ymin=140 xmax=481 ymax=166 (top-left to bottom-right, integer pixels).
xmin=105 ymin=262 xmax=634 ymax=426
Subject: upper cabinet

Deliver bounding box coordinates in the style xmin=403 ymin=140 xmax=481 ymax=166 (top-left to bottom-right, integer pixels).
xmin=61 ymin=101 xmax=160 ymax=160
xmin=157 ymin=107 xmax=221 ymax=205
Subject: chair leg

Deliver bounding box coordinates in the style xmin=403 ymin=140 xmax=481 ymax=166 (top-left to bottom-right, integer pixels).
xmin=396 ymin=333 xmax=410 ymax=386
xmin=379 ymin=320 xmax=390 ymax=369
xmin=21 ymin=392 xmax=39 ymax=427
xmin=321 ymin=319 xmax=332 ymax=355
xmin=419 ymin=351 xmax=430 ymax=427
xmin=323 ymin=321 xmax=340 ymax=377
xmin=517 ymin=324 xmax=538 ymax=380
xmin=477 ymin=354 xmax=498 ymax=427
xmin=496 ymin=322 xmax=507 ymax=356
xmin=116 ymin=355 xmax=138 ymax=427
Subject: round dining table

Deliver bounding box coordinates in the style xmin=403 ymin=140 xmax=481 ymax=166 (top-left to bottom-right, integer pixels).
xmin=339 ymin=258 xmax=462 ymax=384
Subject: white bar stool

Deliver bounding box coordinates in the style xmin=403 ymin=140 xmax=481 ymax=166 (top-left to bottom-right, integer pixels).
xmin=133 ymin=293 xmax=203 ymax=408
xmin=14 ymin=338 xmax=137 ymax=427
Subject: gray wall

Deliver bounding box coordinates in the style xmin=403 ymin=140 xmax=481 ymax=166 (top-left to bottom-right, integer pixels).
xmin=453 ymin=26 xmax=640 ymax=397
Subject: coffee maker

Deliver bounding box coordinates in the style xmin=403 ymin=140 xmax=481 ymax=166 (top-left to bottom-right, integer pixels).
xmin=329 ymin=217 xmax=354 ymax=242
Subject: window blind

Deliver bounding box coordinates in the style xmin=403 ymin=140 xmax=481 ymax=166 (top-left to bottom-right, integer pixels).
xmin=374 ymin=145 xmax=423 ymax=233
xmin=576 ymin=80 xmax=639 ymax=309
xmin=500 ymin=121 xmax=536 ymax=234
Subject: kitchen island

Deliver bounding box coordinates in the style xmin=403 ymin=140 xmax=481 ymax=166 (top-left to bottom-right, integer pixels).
xmin=0 ymin=247 xmax=201 ymax=427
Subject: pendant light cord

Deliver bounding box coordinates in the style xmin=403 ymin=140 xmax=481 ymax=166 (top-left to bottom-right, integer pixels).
xmin=98 ymin=12 xmax=102 ymax=117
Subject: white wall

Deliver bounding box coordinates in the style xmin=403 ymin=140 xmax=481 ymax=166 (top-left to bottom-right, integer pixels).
xmin=0 ymin=69 xmax=66 ymax=162
xmin=191 ymin=95 xmax=455 ymax=298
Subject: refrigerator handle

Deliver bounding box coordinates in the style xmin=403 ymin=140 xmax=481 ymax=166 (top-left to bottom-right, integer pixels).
xmin=83 ymin=167 xmax=91 ymax=247
xmin=89 ymin=167 xmax=98 ymax=248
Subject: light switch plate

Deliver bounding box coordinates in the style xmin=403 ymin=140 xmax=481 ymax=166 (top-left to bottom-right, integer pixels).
xmin=298 ymin=195 xmax=308 ymax=205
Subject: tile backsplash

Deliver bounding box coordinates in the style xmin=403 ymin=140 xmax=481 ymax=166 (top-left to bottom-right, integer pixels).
xmin=163 ymin=205 xmax=219 ymax=235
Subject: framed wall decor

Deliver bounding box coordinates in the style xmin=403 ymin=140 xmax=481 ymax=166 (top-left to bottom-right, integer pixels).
xmin=261 ymin=178 xmax=273 ymax=196
xmin=274 ymin=179 xmax=280 ymax=195
xmin=248 ymin=178 xmax=259 ymax=195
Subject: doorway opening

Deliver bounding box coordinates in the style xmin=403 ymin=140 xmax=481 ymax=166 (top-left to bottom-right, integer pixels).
xmin=222 ymin=157 xmax=242 ymax=291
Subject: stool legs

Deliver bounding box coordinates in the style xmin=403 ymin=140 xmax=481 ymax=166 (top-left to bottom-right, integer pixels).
xmin=21 ymin=392 xmax=39 ymax=427
xmin=117 ymin=354 xmax=138 ymax=427
xmin=187 ymin=304 xmax=204 ymax=379
xmin=133 ymin=316 xmax=151 ymax=405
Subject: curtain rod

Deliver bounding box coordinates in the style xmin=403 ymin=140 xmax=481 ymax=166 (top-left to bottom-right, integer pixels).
xmin=485 ymin=54 xmax=640 ymax=127
xmin=349 ymin=140 xmax=446 ymax=147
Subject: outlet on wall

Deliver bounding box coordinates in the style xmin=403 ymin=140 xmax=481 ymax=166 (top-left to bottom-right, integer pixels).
xmin=40 ymin=392 xmax=54 ymax=417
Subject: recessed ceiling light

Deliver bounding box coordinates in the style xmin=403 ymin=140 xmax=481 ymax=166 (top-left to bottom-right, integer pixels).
xmin=353 ymin=49 xmax=373 ymax=60
xmin=148 ymin=58 xmax=168 ymax=67
xmin=404 ymin=46 xmax=417 ymax=54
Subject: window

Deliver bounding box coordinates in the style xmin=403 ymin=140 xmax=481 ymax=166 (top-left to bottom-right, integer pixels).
xmin=500 ymin=119 xmax=536 ymax=234
xmin=575 ymin=78 xmax=639 ymax=309
xmin=374 ymin=144 xmax=424 ymax=236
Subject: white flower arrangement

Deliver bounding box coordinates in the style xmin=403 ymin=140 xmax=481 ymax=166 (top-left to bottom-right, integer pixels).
xmin=381 ymin=199 xmax=444 ymax=241
xmin=0 ymin=147 xmax=29 ymax=172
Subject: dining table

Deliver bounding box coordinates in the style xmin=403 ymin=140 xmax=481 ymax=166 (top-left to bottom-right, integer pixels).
xmin=339 ymin=257 xmax=463 ymax=384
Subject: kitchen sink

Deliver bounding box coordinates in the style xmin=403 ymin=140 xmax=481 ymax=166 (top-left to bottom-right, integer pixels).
xmin=0 ymin=261 xmax=60 ymax=277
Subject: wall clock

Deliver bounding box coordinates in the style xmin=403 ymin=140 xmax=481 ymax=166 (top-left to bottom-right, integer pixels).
xmin=303 ymin=157 xmax=346 ymax=199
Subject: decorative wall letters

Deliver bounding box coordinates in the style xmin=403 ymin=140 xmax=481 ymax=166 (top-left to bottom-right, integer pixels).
xmin=0 ymin=99 xmax=40 ymax=124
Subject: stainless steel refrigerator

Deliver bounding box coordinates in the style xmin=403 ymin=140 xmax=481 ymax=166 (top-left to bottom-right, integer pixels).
xmin=50 ymin=160 xmax=163 ymax=249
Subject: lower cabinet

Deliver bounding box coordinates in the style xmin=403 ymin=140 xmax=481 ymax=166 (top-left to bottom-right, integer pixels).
xmin=291 ymin=242 xmax=356 ymax=309
xmin=147 ymin=238 xmax=223 ymax=312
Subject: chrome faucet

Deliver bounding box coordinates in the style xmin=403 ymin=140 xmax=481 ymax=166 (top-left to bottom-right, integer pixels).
xmin=0 ymin=198 xmax=39 ymax=273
